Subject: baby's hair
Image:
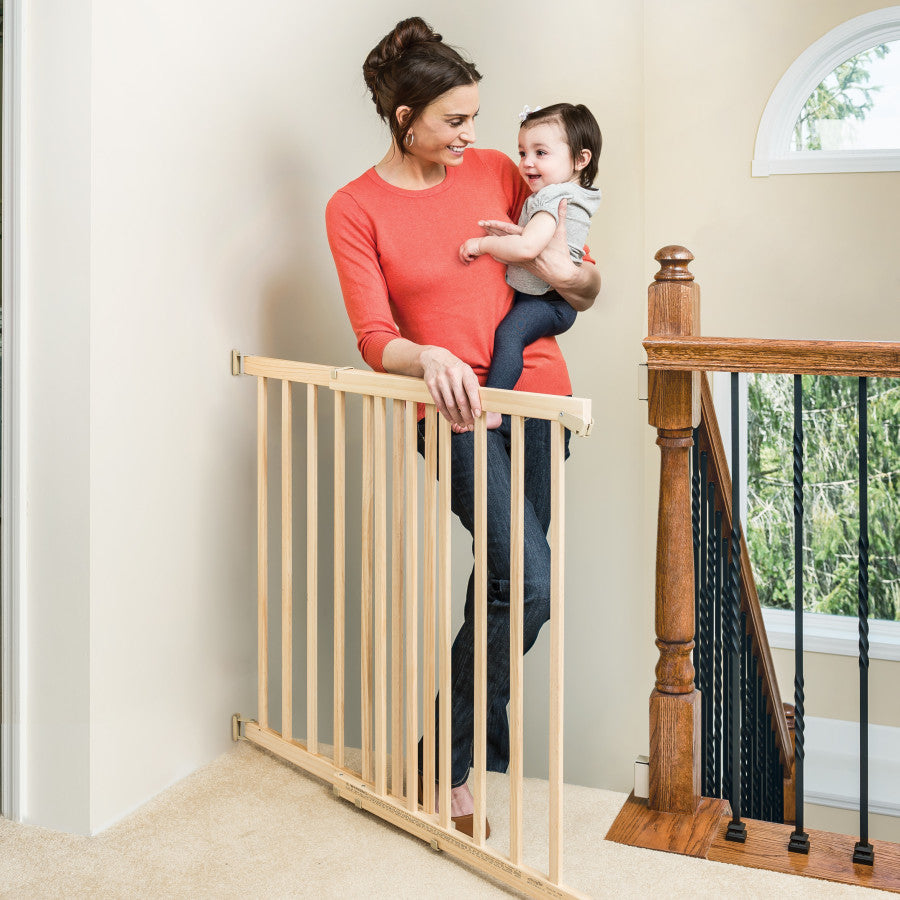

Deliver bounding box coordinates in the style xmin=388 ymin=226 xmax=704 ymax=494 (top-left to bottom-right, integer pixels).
xmin=363 ymin=17 xmax=481 ymax=155
xmin=521 ymin=103 xmax=602 ymax=188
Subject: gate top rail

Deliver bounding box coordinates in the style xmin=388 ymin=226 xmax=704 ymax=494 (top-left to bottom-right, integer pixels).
xmin=234 ymin=352 xmax=594 ymax=436
xmin=644 ymin=336 xmax=900 ymax=377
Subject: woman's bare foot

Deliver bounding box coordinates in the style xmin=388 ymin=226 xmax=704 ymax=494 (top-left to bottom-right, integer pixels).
xmin=484 ymin=411 xmax=502 ymax=430
xmin=428 ymin=782 xmax=474 ymax=816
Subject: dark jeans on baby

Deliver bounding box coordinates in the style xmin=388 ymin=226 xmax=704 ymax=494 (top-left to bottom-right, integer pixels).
xmin=486 ymin=290 xmax=577 ymax=392
xmin=417 ymin=414 xmax=569 ymax=788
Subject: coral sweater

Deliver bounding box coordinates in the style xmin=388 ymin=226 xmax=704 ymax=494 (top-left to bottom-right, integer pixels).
xmin=325 ymin=148 xmax=572 ymax=397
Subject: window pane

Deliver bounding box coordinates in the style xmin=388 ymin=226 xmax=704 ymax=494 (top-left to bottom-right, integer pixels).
xmin=792 ymin=40 xmax=900 ymax=151
xmin=747 ymin=374 xmax=900 ymax=621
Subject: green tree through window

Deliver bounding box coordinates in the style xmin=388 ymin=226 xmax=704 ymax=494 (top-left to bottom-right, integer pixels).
xmin=747 ymin=374 xmax=900 ymax=621
xmin=792 ymin=43 xmax=892 ymax=151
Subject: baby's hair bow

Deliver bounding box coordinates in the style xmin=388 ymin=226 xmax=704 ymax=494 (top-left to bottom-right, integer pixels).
xmin=519 ymin=104 xmax=541 ymax=122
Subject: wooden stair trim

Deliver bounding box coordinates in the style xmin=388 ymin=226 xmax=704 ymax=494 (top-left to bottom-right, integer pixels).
xmin=644 ymin=335 xmax=900 ymax=377
xmin=696 ymin=372 xmax=793 ymax=769
xmin=608 ymin=794 xmax=900 ymax=894
xmin=708 ymin=818 xmax=900 ymax=894
xmin=605 ymin=792 xmax=730 ymax=859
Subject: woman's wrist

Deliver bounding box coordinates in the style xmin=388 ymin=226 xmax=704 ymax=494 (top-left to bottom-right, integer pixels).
xmin=545 ymin=259 xmax=600 ymax=311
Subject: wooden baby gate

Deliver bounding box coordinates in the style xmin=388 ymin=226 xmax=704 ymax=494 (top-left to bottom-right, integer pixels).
xmin=230 ymin=352 xmax=593 ymax=899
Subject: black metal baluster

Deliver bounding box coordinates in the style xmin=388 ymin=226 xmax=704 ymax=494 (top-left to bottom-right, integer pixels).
xmin=692 ymin=428 xmax=701 ymax=681
xmin=726 ymin=373 xmax=746 ymax=841
xmin=714 ymin=512 xmax=724 ymax=798
xmin=772 ymin=726 xmax=780 ymax=823
xmin=750 ymin=656 xmax=758 ymax=820
xmin=853 ymin=377 xmax=874 ymax=866
xmin=754 ymin=662 xmax=764 ymax=820
xmin=699 ymin=453 xmax=709 ymax=792
xmin=790 ymin=374 xmax=810 ymax=852
xmin=741 ymin=619 xmax=751 ymax=819
xmin=763 ymin=711 xmax=777 ymax=822
xmin=704 ymin=480 xmax=716 ymax=797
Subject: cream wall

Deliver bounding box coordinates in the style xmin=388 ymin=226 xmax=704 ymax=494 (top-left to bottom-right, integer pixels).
xmin=19 ymin=0 xmax=93 ymax=834
xmin=18 ymin=0 xmax=895 ymax=836
xmin=643 ymin=0 xmax=900 ymax=838
xmin=18 ymin=0 xmax=649 ymax=833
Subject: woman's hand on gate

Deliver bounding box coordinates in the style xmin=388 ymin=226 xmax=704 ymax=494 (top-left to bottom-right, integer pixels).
xmin=420 ymin=346 xmax=482 ymax=429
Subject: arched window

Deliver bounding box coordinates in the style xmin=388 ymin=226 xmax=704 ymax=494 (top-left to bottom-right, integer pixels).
xmin=753 ymin=7 xmax=900 ymax=175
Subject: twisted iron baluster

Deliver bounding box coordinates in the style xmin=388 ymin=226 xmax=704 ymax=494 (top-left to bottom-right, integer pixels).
xmin=704 ymin=481 xmax=716 ymax=797
xmin=692 ymin=429 xmax=701 ymax=681
xmin=763 ymin=711 xmax=779 ymax=822
xmin=714 ymin=512 xmax=724 ymax=798
xmin=853 ymin=377 xmax=874 ymax=866
xmin=740 ymin=619 xmax=751 ymax=819
xmin=725 ymin=373 xmax=746 ymax=842
xmin=699 ymin=454 xmax=709 ymax=792
xmin=789 ymin=374 xmax=810 ymax=851
xmin=754 ymin=661 xmax=764 ymax=820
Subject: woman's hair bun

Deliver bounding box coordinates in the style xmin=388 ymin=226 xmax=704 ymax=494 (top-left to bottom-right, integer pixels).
xmin=362 ymin=17 xmax=481 ymax=149
xmin=363 ymin=17 xmax=441 ymax=98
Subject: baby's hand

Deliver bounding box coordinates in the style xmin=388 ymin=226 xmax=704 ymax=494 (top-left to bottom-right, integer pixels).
xmin=459 ymin=238 xmax=483 ymax=265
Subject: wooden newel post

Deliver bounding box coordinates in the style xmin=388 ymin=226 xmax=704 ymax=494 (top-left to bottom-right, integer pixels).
xmin=647 ymin=246 xmax=701 ymax=814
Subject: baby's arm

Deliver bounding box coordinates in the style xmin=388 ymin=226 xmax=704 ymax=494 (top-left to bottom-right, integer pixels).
xmin=459 ymin=210 xmax=558 ymax=266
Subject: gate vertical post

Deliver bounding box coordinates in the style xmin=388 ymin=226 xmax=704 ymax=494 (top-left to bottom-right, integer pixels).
xmin=647 ymin=246 xmax=702 ymax=814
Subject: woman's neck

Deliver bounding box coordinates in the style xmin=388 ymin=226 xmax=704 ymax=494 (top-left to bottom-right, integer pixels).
xmin=375 ymin=145 xmax=446 ymax=190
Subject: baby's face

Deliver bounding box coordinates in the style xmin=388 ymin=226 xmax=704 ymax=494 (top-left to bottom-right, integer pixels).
xmin=517 ymin=120 xmax=577 ymax=193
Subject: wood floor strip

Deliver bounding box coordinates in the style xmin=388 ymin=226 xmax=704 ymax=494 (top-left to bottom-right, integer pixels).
xmin=708 ymin=818 xmax=900 ymax=894
xmin=607 ymin=793 xmax=900 ymax=894
xmin=605 ymin=792 xmax=729 ymax=859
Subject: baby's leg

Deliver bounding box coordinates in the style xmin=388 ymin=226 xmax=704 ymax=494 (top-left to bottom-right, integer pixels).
xmin=484 ymin=292 xmax=577 ymax=428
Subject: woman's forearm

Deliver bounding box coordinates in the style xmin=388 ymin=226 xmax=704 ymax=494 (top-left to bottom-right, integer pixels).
xmin=381 ymin=338 xmax=483 ymax=429
xmin=549 ymin=260 xmax=601 ymax=311
xmin=381 ymin=337 xmax=429 ymax=377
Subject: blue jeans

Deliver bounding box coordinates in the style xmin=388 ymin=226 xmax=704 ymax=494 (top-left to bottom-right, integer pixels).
xmin=486 ymin=290 xmax=577 ymax=392
xmin=417 ymin=416 xmax=570 ymax=786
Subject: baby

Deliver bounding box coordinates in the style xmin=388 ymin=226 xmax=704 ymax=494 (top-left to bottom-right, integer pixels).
xmin=460 ymin=103 xmax=602 ymax=429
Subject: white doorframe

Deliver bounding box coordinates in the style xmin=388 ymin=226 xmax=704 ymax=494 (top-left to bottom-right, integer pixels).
xmin=1 ymin=0 xmax=23 ymax=822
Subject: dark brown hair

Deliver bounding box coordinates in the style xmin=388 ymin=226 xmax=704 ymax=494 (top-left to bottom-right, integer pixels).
xmin=521 ymin=103 xmax=602 ymax=188
xmin=363 ymin=17 xmax=482 ymax=155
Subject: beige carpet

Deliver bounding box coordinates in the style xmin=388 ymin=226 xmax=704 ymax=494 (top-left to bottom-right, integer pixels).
xmin=0 ymin=740 xmax=889 ymax=898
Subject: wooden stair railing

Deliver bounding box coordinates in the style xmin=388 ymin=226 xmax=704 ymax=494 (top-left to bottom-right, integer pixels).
xmin=638 ymin=244 xmax=793 ymax=820
xmin=608 ymin=246 xmax=900 ymax=894
xmin=693 ymin=371 xmax=794 ymax=819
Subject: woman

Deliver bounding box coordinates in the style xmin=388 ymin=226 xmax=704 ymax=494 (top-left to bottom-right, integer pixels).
xmin=325 ymin=16 xmax=600 ymax=836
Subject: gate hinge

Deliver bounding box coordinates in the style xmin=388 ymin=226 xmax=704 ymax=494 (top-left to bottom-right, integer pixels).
xmin=232 ymin=712 xmax=246 ymax=741
xmin=231 ymin=350 xmax=243 ymax=376
xmin=559 ymin=410 xmax=593 ymax=437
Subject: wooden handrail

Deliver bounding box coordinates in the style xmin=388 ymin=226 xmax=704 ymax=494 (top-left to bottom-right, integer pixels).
xmin=239 ymin=354 xmax=593 ymax=435
xmin=644 ymin=336 xmax=900 ymax=377
xmin=695 ymin=373 xmax=792 ymax=770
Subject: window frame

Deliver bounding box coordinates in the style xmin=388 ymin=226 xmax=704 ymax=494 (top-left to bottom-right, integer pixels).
xmin=710 ymin=372 xmax=900 ymax=662
xmin=753 ymin=7 xmax=900 ymax=176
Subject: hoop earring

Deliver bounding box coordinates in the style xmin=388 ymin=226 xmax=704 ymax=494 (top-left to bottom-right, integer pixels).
xmin=405 ymin=131 xmax=414 ymax=148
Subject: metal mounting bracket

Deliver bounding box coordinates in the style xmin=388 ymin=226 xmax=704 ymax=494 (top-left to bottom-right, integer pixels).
xmin=231 ymin=350 xmax=243 ymax=376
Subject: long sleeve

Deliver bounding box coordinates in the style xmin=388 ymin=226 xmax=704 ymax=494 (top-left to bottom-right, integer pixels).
xmin=325 ymin=188 xmax=399 ymax=372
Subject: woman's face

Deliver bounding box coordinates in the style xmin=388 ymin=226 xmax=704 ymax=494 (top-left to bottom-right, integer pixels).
xmin=402 ymin=83 xmax=479 ymax=167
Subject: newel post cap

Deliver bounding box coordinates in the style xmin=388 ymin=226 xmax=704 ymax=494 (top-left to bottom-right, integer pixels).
xmin=654 ymin=246 xmax=694 ymax=282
